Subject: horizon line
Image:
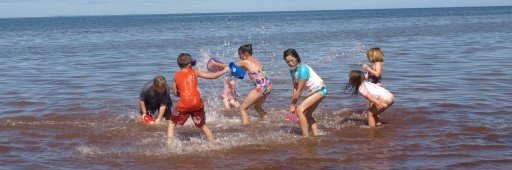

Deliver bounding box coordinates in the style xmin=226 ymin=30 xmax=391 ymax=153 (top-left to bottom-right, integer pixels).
xmin=1 ymin=5 xmax=510 ymax=19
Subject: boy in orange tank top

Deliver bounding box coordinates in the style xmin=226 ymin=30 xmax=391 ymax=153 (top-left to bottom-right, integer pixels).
xmin=167 ymin=53 xmax=229 ymax=144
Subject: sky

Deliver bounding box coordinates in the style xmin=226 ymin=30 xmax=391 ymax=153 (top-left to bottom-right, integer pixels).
xmin=0 ymin=0 xmax=511 ymax=18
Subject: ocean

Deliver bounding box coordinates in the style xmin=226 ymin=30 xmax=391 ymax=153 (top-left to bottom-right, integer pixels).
xmin=1 ymin=6 xmax=512 ymax=169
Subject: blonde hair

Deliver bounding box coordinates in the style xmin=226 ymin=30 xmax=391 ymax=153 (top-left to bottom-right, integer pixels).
xmin=153 ymin=75 xmax=167 ymax=90
xmin=366 ymin=47 xmax=384 ymax=62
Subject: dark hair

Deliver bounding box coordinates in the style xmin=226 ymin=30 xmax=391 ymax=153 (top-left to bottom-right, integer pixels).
xmin=238 ymin=44 xmax=253 ymax=56
xmin=343 ymin=70 xmax=365 ymax=97
xmin=283 ymin=48 xmax=301 ymax=63
xmin=177 ymin=53 xmax=192 ymax=68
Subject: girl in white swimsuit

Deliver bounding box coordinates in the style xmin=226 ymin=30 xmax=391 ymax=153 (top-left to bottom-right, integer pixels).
xmin=344 ymin=70 xmax=394 ymax=127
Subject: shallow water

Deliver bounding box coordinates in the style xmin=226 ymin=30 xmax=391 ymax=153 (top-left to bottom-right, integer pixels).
xmin=1 ymin=6 xmax=512 ymax=169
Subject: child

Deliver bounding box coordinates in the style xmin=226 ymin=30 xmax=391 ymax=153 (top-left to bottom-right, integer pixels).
xmin=361 ymin=47 xmax=384 ymax=86
xmin=207 ymin=58 xmax=240 ymax=110
xmin=235 ymin=44 xmax=271 ymax=124
xmin=138 ymin=75 xmax=172 ymax=124
xmin=209 ymin=44 xmax=271 ymax=124
xmin=344 ymin=70 xmax=394 ymax=127
xmin=167 ymin=53 xmax=229 ymax=144
xmin=222 ymin=76 xmax=240 ymax=110
xmin=283 ymin=48 xmax=327 ymax=137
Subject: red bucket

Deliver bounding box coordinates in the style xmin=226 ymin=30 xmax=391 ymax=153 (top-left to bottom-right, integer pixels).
xmin=143 ymin=114 xmax=155 ymax=124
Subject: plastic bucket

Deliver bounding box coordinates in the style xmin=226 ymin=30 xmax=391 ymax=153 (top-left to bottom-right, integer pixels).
xmin=285 ymin=111 xmax=300 ymax=124
xmin=206 ymin=57 xmax=223 ymax=73
xmin=143 ymin=114 xmax=155 ymax=124
xmin=229 ymin=62 xmax=246 ymax=79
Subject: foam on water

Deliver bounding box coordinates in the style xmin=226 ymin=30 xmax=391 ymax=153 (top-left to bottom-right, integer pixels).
xmin=74 ymin=110 xmax=306 ymax=157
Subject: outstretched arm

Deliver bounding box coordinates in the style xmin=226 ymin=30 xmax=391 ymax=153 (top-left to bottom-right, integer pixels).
xmin=197 ymin=66 xmax=229 ymax=79
xmin=209 ymin=61 xmax=228 ymax=68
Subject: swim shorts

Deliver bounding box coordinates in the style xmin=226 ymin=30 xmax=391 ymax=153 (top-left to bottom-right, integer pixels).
xmin=171 ymin=107 xmax=206 ymax=127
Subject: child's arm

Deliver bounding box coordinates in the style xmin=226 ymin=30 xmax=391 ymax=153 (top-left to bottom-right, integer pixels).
xmin=209 ymin=61 xmax=228 ymax=68
xmin=360 ymin=93 xmax=387 ymax=108
xmin=139 ymin=100 xmax=147 ymax=115
xmin=236 ymin=60 xmax=250 ymax=70
xmin=196 ymin=66 xmax=229 ymax=79
xmin=290 ymin=80 xmax=306 ymax=112
xmin=139 ymin=89 xmax=148 ymax=116
xmin=172 ymin=76 xmax=179 ymax=97
xmin=363 ymin=62 xmax=382 ymax=77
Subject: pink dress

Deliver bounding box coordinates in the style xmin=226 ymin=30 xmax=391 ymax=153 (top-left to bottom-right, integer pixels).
xmin=222 ymin=76 xmax=237 ymax=100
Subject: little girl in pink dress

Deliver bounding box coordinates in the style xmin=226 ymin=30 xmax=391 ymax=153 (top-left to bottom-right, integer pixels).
xmin=222 ymin=76 xmax=240 ymax=110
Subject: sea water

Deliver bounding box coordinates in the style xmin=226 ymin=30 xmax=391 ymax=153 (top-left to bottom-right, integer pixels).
xmin=1 ymin=6 xmax=512 ymax=169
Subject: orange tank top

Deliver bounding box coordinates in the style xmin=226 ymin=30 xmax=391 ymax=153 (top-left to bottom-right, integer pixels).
xmin=175 ymin=68 xmax=203 ymax=112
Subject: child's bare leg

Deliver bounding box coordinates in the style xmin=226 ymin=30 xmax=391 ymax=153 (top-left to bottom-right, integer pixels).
xmin=306 ymin=99 xmax=322 ymax=136
xmin=375 ymin=115 xmax=382 ymax=125
xmin=297 ymin=107 xmax=309 ymax=137
xmin=254 ymin=93 xmax=269 ymax=118
xmin=305 ymin=111 xmax=318 ymax=137
xmin=167 ymin=121 xmax=177 ymax=143
xmin=368 ymin=106 xmax=386 ymax=127
xmin=368 ymin=98 xmax=391 ymax=127
xmin=200 ymin=124 xmax=216 ymax=143
xmin=239 ymin=89 xmax=262 ymax=124
xmin=297 ymin=93 xmax=325 ymax=137
xmin=222 ymin=98 xmax=231 ymax=110
xmin=310 ymin=123 xmax=318 ymax=136
xmin=367 ymin=103 xmax=380 ymax=127
xmin=230 ymin=99 xmax=240 ymax=108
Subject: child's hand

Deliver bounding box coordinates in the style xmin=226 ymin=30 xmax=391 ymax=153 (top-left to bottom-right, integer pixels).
xmin=222 ymin=66 xmax=230 ymax=73
xmin=377 ymin=102 xmax=388 ymax=109
xmin=362 ymin=64 xmax=370 ymax=70
xmin=154 ymin=118 xmax=161 ymax=124
xmin=289 ymin=104 xmax=297 ymax=113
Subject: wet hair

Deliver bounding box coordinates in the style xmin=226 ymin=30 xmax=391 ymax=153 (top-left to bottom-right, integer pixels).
xmin=283 ymin=48 xmax=301 ymax=63
xmin=153 ymin=75 xmax=168 ymax=90
xmin=367 ymin=47 xmax=384 ymax=62
xmin=177 ymin=53 xmax=192 ymax=68
xmin=238 ymin=44 xmax=253 ymax=56
xmin=343 ymin=70 xmax=365 ymax=97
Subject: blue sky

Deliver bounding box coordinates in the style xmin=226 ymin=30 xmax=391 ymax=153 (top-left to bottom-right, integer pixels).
xmin=0 ymin=0 xmax=511 ymax=18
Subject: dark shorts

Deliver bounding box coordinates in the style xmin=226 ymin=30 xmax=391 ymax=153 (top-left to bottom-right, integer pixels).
xmin=171 ymin=107 xmax=206 ymax=127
